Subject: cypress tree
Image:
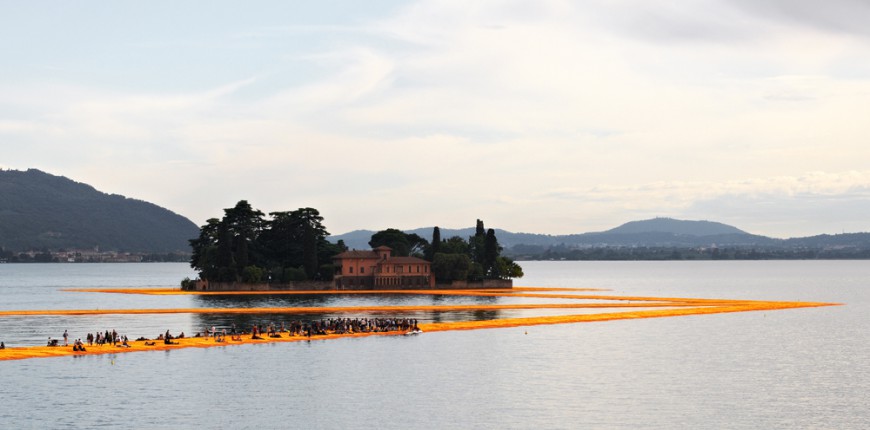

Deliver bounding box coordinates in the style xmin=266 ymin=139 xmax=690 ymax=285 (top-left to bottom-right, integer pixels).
xmin=431 ymin=226 xmax=441 ymax=258
xmin=484 ymin=228 xmax=499 ymax=277
xmin=303 ymin=225 xmax=318 ymax=279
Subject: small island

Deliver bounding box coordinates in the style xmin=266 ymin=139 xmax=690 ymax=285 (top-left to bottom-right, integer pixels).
xmin=184 ymin=200 xmax=523 ymax=291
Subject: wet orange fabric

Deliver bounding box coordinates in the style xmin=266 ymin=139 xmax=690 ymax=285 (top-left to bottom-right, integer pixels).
xmin=0 ymin=287 xmax=838 ymax=361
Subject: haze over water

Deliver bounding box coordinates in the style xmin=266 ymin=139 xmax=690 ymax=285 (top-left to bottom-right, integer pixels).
xmin=1 ymin=261 xmax=867 ymax=429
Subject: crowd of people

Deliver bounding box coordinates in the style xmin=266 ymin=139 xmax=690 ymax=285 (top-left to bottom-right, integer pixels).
xmin=46 ymin=329 xmax=132 ymax=351
xmin=217 ymin=317 xmax=421 ymax=340
xmin=34 ymin=318 xmax=422 ymax=352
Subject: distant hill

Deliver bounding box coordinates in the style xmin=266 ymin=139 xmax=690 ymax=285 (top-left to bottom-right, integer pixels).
xmin=603 ymin=218 xmax=746 ymax=236
xmin=330 ymin=218 xmax=767 ymax=250
xmin=330 ymin=217 xmax=870 ymax=259
xmin=0 ymin=169 xmax=199 ymax=253
xmin=331 ymin=227 xmax=552 ymax=250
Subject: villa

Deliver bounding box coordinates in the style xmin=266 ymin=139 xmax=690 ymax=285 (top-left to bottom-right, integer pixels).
xmin=332 ymin=246 xmax=434 ymax=289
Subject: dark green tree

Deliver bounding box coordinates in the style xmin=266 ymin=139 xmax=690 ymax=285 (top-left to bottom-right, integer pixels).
xmin=494 ymin=256 xmax=523 ymax=279
xmin=370 ymin=228 xmax=409 ymax=256
xmin=440 ymin=236 xmax=470 ymax=255
xmin=369 ymin=229 xmax=431 ymax=258
xmin=432 ymin=253 xmax=471 ymax=282
xmin=260 ymin=207 xmax=331 ymax=280
xmin=427 ymin=226 xmax=441 ymax=259
xmin=188 ymin=218 xmax=221 ymax=280
xmin=216 ymin=222 xmax=235 ymax=281
xmin=469 ymin=219 xmax=486 ymax=265
xmin=221 ymin=200 xmax=265 ymax=279
xmin=483 ymin=228 xmax=500 ymax=276
xmin=259 ymin=211 xmax=304 ymax=271
xmin=190 ymin=202 xmax=338 ymax=283
xmin=294 ymin=208 xmax=327 ymax=279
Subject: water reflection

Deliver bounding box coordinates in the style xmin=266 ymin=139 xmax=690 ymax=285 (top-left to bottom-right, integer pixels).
xmin=191 ymin=293 xmax=499 ymax=309
xmin=191 ymin=308 xmax=506 ymax=334
xmin=187 ymin=293 xmax=643 ymax=331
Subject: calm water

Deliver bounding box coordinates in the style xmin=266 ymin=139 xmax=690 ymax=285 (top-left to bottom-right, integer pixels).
xmin=1 ymin=261 xmax=867 ymax=429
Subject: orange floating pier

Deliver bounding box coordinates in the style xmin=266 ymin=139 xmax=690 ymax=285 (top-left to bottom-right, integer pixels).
xmin=0 ymin=287 xmax=838 ymax=362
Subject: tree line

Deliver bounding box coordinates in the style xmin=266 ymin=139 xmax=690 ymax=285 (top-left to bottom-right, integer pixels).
xmin=189 ymin=201 xmax=342 ymax=283
xmin=507 ymin=245 xmax=870 ymax=261
xmin=365 ymin=219 xmax=523 ymax=282
xmin=189 ymin=201 xmax=522 ymax=284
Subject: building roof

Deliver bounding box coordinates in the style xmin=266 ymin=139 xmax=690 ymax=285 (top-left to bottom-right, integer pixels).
xmin=381 ymin=256 xmax=431 ymax=265
xmin=331 ymin=250 xmax=431 ymax=265
xmin=332 ymin=250 xmax=380 ymax=260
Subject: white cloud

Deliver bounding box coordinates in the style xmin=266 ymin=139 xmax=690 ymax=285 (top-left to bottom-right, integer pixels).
xmin=3 ymin=0 xmax=870 ymax=237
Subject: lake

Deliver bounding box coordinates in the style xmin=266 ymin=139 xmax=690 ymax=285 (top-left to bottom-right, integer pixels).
xmin=1 ymin=261 xmax=867 ymax=429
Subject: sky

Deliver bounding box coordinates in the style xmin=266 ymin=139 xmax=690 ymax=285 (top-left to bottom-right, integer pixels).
xmin=2 ymin=0 xmax=870 ymax=239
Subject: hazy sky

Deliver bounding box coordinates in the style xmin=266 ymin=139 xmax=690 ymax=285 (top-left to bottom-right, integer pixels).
xmin=3 ymin=1 xmax=870 ymax=238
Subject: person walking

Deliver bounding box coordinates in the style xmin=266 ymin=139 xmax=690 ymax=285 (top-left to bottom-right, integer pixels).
xmin=62 ymin=329 xmax=69 ymax=346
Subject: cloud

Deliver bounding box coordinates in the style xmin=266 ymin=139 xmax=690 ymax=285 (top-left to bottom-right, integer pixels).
xmin=3 ymin=0 xmax=870 ymax=237
xmin=521 ymin=171 xmax=870 ymax=235
xmin=731 ymin=0 xmax=870 ymax=38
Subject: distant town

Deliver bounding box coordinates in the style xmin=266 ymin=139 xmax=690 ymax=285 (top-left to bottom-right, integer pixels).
xmin=0 ymin=248 xmax=189 ymax=263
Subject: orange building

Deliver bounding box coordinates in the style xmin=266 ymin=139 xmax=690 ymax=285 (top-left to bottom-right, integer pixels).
xmin=332 ymin=246 xmax=434 ymax=289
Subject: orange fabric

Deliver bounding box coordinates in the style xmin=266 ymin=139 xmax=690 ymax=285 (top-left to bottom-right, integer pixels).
xmin=0 ymin=287 xmax=838 ymax=361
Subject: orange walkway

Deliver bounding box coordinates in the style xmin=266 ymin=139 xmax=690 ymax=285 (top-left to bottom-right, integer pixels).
xmin=0 ymin=287 xmax=838 ymax=361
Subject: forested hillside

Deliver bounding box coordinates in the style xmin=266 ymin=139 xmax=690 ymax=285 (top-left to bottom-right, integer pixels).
xmin=0 ymin=169 xmax=198 ymax=253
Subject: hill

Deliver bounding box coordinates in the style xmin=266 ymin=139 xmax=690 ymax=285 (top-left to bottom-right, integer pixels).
xmin=331 ymin=218 xmax=768 ymax=250
xmin=603 ymin=218 xmax=746 ymax=236
xmin=331 ymin=227 xmax=553 ymax=250
xmin=0 ymin=169 xmax=199 ymax=253
xmin=330 ymin=218 xmax=870 ymax=260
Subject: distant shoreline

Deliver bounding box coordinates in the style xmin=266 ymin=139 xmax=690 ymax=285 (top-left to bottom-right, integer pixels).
xmin=5 ymin=255 xmax=870 ymax=264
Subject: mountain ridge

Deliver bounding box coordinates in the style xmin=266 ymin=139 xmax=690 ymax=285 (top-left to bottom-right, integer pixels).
xmin=330 ymin=218 xmax=870 ymax=252
xmin=0 ymin=168 xmax=199 ymax=253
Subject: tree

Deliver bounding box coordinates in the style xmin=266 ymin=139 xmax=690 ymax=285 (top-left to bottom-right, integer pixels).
xmin=303 ymin=225 xmax=318 ymax=279
xmin=494 ymin=256 xmax=523 ymax=279
xmin=260 ymin=207 xmax=331 ymax=280
xmin=221 ymin=200 xmax=265 ymax=280
xmin=189 ymin=202 xmax=338 ymax=283
xmin=290 ymin=208 xmax=326 ymax=279
xmin=259 ymin=211 xmax=304 ymax=270
xmin=440 ymin=236 xmax=470 ymax=255
xmin=432 ymin=253 xmax=471 ymax=282
xmin=189 ymin=218 xmax=221 ymax=280
xmin=467 ymin=262 xmax=485 ymax=282
xmin=483 ymin=228 xmax=500 ymax=276
xmin=216 ymin=222 xmax=235 ymax=281
xmin=469 ymin=219 xmax=486 ymax=265
xmin=429 ymin=226 xmax=441 ymax=259
xmin=406 ymin=233 xmax=429 ymax=258
xmin=369 ymin=228 xmax=430 ymax=257
xmin=369 ymin=228 xmax=408 ymax=255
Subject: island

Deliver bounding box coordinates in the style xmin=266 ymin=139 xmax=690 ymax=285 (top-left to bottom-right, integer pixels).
xmin=184 ymin=201 xmax=523 ymax=291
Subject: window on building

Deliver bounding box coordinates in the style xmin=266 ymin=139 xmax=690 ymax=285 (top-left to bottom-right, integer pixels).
xmin=360 ymin=267 xmax=365 ymax=274
xmin=349 ymin=266 xmax=353 ymax=274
